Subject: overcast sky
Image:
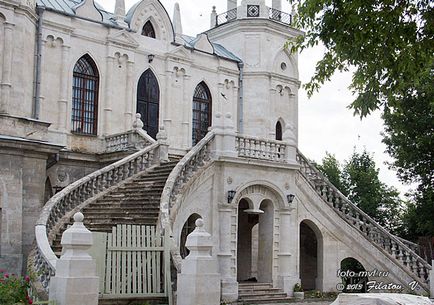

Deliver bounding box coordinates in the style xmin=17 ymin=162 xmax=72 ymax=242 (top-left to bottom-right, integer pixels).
xmin=102 ymin=0 xmax=412 ymax=195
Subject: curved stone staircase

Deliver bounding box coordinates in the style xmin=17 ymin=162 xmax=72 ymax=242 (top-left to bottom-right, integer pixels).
xmin=51 ymin=160 xmax=179 ymax=255
xmin=31 ymin=129 xmax=431 ymax=304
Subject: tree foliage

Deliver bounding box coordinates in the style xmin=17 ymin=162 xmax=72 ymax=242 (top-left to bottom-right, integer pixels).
xmin=317 ymin=151 xmax=403 ymax=232
xmin=290 ymin=0 xmax=434 ymax=237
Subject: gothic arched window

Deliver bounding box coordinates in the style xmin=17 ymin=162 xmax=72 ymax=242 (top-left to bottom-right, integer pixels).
xmin=137 ymin=69 xmax=160 ymax=139
xmin=192 ymin=82 xmax=212 ymax=145
xmin=276 ymin=121 xmax=282 ymax=140
xmin=72 ymin=54 xmax=99 ymax=135
xmin=142 ymin=21 xmax=156 ymax=38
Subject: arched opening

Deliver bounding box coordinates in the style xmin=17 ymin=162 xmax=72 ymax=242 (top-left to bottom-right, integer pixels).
xmin=340 ymin=257 xmax=368 ymax=292
xmin=44 ymin=178 xmax=53 ymax=204
xmin=142 ymin=21 xmax=156 ymax=38
xmin=299 ymin=220 xmax=323 ymax=291
xmin=275 ymin=121 xmax=282 ymax=140
xmin=180 ymin=213 xmax=202 ymax=258
xmin=192 ymin=82 xmax=212 ymax=146
xmin=237 ymin=198 xmax=274 ymax=283
xmin=137 ymin=69 xmax=160 ymax=139
xmin=72 ymin=54 xmax=99 ymax=135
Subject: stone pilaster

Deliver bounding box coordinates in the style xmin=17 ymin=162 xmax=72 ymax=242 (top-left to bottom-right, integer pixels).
xmin=58 ymin=45 xmax=70 ymax=132
xmin=103 ymin=56 xmax=115 ymax=135
xmin=124 ymin=60 xmax=134 ymax=129
xmin=181 ymin=74 xmax=191 ymax=148
xmin=218 ymin=203 xmax=238 ymax=302
xmin=0 ymin=22 xmax=15 ymax=114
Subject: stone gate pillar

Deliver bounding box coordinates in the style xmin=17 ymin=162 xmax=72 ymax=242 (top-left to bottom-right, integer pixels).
xmin=177 ymin=218 xmax=221 ymax=305
xmin=49 ymin=212 xmax=99 ymax=305
xmin=278 ymin=206 xmax=298 ymax=296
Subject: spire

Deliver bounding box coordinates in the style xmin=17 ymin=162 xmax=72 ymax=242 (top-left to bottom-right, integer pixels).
xmin=114 ymin=0 xmax=127 ymax=26
xmin=173 ymin=3 xmax=183 ymax=36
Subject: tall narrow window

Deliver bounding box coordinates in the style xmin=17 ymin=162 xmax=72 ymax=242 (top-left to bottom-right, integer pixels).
xmin=137 ymin=69 xmax=160 ymax=139
xmin=276 ymin=121 xmax=282 ymax=140
xmin=192 ymin=82 xmax=212 ymax=145
xmin=72 ymin=55 xmax=99 ymax=135
xmin=142 ymin=21 xmax=156 ymax=38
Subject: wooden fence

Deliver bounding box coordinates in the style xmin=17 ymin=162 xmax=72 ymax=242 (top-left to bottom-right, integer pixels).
xmin=90 ymin=225 xmax=171 ymax=303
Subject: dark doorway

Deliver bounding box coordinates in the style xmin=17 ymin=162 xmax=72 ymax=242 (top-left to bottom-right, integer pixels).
xmin=300 ymin=221 xmax=318 ymax=290
xmin=137 ymin=69 xmax=159 ymax=139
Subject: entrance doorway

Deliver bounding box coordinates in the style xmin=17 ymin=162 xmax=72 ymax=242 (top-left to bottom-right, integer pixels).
xmin=299 ymin=220 xmax=323 ymax=290
xmin=237 ymin=199 xmax=274 ymax=283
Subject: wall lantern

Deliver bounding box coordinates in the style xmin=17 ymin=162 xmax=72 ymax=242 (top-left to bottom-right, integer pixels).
xmin=287 ymin=194 xmax=295 ymax=204
xmin=148 ymin=54 xmax=155 ymax=63
xmin=227 ymin=190 xmax=236 ymax=203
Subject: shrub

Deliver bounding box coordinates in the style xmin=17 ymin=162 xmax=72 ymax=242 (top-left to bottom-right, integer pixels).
xmin=0 ymin=269 xmax=33 ymax=305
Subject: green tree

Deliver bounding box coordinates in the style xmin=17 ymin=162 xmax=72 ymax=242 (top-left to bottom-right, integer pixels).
xmin=290 ymin=0 xmax=434 ymax=237
xmin=317 ymin=150 xmax=403 ymax=232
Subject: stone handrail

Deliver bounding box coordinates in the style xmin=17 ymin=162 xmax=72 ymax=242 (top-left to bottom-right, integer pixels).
xmin=236 ymin=135 xmax=287 ymax=163
xmin=34 ymin=142 xmax=161 ymax=290
xmin=296 ymin=150 xmax=432 ymax=290
xmin=158 ymin=132 xmax=216 ymax=270
xmin=105 ymin=129 xmax=155 ymax=153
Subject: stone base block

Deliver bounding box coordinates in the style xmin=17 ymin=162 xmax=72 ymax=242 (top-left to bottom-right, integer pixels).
xmin=177 ymin=273 xmax=221 ymax=305
xmin=221 ymin=279 xmax=238 ymax=302
xmin=277 ymin=275 xmax=299 ymax=296
xmin=49 ymin=276 xmax=99 ymax=305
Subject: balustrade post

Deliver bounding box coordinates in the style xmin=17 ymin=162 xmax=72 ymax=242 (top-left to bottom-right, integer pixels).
xmin=49 ymin=213 xmax=99 ymax=305
xmin=156 ymin=126 xmax=169 ymax=163
xmin=282 ymin=124 xmax=297 ymax=164
xmin=212 ymin=112 xmax=237 ymax=158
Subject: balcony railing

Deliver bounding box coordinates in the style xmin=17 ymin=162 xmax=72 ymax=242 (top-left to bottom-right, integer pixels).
xmin=269 ymin=8 xmax=292 ymax=25
xmin=216 ymin=8 xmax=237 ymax=26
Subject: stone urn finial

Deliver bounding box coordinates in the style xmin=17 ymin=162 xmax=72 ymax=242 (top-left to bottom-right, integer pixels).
xmin=133 ymin=113 xmax=144 ymax=130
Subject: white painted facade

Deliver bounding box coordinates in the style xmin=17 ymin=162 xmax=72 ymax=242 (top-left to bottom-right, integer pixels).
xmin=0 ymin=0 xmax=431 ymax=302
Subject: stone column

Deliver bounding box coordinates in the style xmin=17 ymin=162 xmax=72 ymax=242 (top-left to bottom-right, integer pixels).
xmin=163 ymin=67 xmax=173 ymax=135
xmin=0 ymin=22 xmax=14 ymax=114
xmin=181 ymin=74 xmax=191 ymax=148
xmin=212 ymin=112 xmax=237 ymax=158
xmin=103 ymin=56 xmax=115 ymax=135
xmin=58 ymin=45 xmax=70 ymax=132
xmin=218 ymin=203 xmax=238 ymax=302
xmin=49 ymin=212 xmax=99 ymax=305
xmin=177 ymin=219 xmax=221 ymax=305
xmin=277 ymin=207 xmax=297 ymax=295
xmin=124 ymin=60 xmax=134 ymax=130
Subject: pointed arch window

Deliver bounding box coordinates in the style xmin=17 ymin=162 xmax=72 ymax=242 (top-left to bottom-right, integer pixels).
xmin=142 ymin=21 xmax=156 ymax=38
xmin=276 ymin=121 xmax=282 ymax=140
xmin=72 ymin=55 xmax=99 ymax=135
xmin=137 ymin=69 xmax=160 ymax=139
xmin=192 ymin=82 xmax=212 ymax=146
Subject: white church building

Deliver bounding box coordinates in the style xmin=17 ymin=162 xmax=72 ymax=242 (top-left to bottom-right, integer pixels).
xmin=0 ymin=0 xmax=431 ymax=303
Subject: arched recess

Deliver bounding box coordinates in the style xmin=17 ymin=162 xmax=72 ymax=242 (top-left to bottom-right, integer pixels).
xmin=340 ymin=257 xmax=368 ymax=292
xmin=142 ymin=20 xmax=156 ymax=38
xmin=126 ymin=0 xmax=174 ymax=42
xmin=192 ymin=81 xmax=212 ymax=146
xmin=272 ymin=47 xmax=298 ymax=79
xmin=136 ymin=69 xmax=160 ymax=139
xmin=180 ymin=213 xmax=202 ymax=258
xmin=275 ymin=120 xmax=282 ymax=140
xmin=299 ymin=219 xmax=323 ymax=291
xmin=71 ymin=54 xmax=99 ymax=135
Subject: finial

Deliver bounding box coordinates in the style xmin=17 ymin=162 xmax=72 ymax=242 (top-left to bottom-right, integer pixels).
xmin=195 ymin=218 xmax=204 ymax=228
xmin=73 ymin=212 xmax=84 ymax=223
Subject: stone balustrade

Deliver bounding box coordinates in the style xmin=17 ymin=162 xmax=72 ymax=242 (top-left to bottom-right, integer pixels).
xmin=235 ymin=135 xmax=287 ymax=163
xmin=105 ymin=129 xmax=155 ymax=153
xmin=296 ymin=150 xmax=432 ymax=291
xmin=158 ymin=131 xmax=216 ymax=271
xmin=34 ymin=142 xmax=161 ymax=291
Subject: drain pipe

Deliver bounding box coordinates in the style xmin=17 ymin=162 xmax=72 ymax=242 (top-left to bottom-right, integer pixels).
xmin=237 ymin=62 xmax=244 ymax=134
xmin=33 ymin=5 xmax=44 ymax=120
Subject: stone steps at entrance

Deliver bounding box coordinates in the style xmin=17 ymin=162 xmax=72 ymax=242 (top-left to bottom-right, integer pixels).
xmin=50 ymin=158 xmax=179 ymax=255
xmin=238 ymin=283 xmax=292 ymax=304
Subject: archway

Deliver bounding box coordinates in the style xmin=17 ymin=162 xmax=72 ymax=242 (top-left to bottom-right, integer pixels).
xmin=237 ymin=198 xmax=274 ymax=283
xmin=180 ymin=213 xmax=202 ymax=258
xmin=299 ymin=220 xmax=323 ymax=290
xmin=340 ymin=257 xmax=368 ymax=292
xmin=137 ymin=69 xmax=160 ymax=139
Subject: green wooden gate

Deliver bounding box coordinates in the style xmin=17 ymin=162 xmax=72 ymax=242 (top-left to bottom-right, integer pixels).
xmin=90 ymin=225 xmax=172 ymax=303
